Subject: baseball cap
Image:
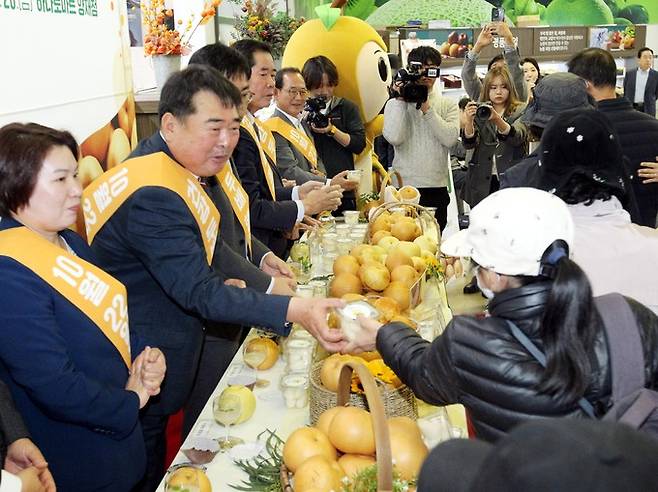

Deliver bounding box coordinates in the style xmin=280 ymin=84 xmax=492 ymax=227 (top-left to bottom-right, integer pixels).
xmin=537 ymin=108 xmax=627 ymax=197
xmin=417 ymin=419 xmax=658 ymax=492
xmin=522 ymin=72 xmax=593 ymax=128
xmin=440 ymin=188 xmax=574 ymax=276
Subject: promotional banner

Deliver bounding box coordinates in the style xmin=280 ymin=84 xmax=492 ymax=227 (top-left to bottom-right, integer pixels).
xmin=292 ymin=0 xmax=658 ymax=28
xmin=0 ymin=0 xmax=135 ymax=185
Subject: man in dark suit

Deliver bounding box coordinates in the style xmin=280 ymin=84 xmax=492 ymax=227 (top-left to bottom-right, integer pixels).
xmin=0 ymin=380 xmax=55 ymax=491
xmin=569 ymin=48 xmax=658 ymax=227
xmin=127 ymin=128 xmax=298 ymax=440
xmin=623 ymin=47 xmax=658 ymax=117
xmin=195 ymin=41 xmax=343 ymax=259
xmin=87 ymin=65 xmax=345 ymax=491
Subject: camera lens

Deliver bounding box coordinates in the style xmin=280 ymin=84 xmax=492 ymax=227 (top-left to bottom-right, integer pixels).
xmin=476 ymin=105 xmax=492 ymax=120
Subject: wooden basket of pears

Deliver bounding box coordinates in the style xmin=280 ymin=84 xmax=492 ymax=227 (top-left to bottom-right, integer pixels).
xmin=329 ymin=200 xmax=440 ymax=319
xmin=282 ymin=361 xmax=397 ymax=491
xmin=283 ymin=360 xmax=428 ymax=490
xmin=309 ymin=353 xmax=418 ymax=426
xmin=368 ymin=200 xmax=440 ymax=244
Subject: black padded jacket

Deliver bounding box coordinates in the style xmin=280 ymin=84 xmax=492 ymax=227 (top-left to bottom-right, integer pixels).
xmin=376 ymin=282 xmax=658 ymax=442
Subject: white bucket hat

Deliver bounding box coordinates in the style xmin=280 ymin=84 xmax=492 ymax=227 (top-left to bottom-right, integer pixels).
xmin=441 ymin=188 xmax=574 ymax=276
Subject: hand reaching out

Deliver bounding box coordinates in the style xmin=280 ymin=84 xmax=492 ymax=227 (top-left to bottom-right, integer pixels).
xmin=342 ymin=316 xmax=384 ymax=354
xmin=330 ymin=170 xmax=358 ymax=191
xmin=286 ymin=297 xmax=347 ymax=352
xmin=260 ymin=253 xmax=295 ymax=280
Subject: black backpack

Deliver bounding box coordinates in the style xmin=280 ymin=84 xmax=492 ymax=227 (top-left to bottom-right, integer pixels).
xmin=507 ymin=293 xmax=658 ymax=438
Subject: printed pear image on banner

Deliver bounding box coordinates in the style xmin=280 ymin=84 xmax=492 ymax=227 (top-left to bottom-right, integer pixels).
xmin=282 ymin=1 xmax=392 ymax=194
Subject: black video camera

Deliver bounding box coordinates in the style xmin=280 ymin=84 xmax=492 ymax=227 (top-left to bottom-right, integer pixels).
xmin=390 ymin=61 xmax=440 ymax=109
xmin=304 ymin=96 xmax=330 ymax=129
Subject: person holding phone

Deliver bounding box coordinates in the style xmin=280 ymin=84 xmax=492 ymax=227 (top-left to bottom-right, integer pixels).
xmin=461 ymin=20 xmax=527 ymax=103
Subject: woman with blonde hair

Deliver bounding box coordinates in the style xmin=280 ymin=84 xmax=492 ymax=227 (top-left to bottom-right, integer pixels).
xmin=460 ymin=66 xmax=529 ymax=295
xmin=461 ymin=66 xmax=528 ymax=208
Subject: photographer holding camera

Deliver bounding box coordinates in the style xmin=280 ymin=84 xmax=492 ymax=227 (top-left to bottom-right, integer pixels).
xmin=383 ymin=46 xmax=459 ymax=231
xmin=461 ymin=65 xmax=527 ymax=209
xmin=302 ymin=56 xmax=365 ymax=211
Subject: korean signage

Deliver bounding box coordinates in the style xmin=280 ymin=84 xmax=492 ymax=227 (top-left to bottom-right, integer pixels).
xmin=533 ymin=27 xmax=587 ymax=56
xmin=0 ymin=0 xmax=97 ymax=16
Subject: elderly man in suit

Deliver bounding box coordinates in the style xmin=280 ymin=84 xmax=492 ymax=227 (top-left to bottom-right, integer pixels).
xmin=128 ymin=57 xmax=298 ymax=439
xmin=266 ymin=68 xmax=358 ymax=192
xmin=85 ymin=65 xmax=346 ymax=491
xmin=624 ymin=47 xmax=658 ymax=117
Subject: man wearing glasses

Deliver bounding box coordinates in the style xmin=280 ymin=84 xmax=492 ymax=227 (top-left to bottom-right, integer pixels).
xmin=265 ymin=68 xmax=338 ymax=186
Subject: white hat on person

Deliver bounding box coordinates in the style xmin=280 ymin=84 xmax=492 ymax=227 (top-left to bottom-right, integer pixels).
xmin=441 ymin=188 xmax=574 ymax=276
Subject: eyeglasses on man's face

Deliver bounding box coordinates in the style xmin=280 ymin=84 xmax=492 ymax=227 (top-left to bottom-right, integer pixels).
xmin=284 ymin=88 xmax=309 ymax=98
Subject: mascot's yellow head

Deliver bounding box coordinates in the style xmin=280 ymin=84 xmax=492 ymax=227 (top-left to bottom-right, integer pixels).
xmin=282 ymin=4 xmax=392 ymax=126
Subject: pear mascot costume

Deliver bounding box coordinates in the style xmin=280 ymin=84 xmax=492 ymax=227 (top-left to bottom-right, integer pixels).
xmin=282 ymin=0 xmax=392 ymax=196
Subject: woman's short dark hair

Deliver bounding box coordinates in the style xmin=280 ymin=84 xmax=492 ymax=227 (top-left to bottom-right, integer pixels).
xmin=158 ymin=64 xmax=242 ymax=120
xmin=408 ymin=46 xmax=442 ymax=68
xmin=521 ymin=57 xmax=541 ymax=78
xmin=275 ymin=67 xmax=303 ymax=90
xmin=302 ymin=56 xmax=339 ymax=90
xmin=0 ymin=123 xmax=78 ymax=216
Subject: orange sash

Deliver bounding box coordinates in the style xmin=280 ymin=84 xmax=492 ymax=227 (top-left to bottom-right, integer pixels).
xmin=217 ymin=163 xmax=252 ymax=256
xmin=264 ymin=116 xmax=318 ymax=169
xmin=253 ymin=117 xmax=277 ymax=165
xmin=241 ymin=116 xmax=277 ymax=201
xmin=82 ymin=152 xmax=220 ymax=264
xmin=0 ymin=227 xmax=131 ymax=368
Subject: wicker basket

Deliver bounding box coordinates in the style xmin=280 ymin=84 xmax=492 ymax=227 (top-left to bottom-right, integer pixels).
xmin=367 ymin=201 xmax=441 ymax=244
xmin=282 ymin=361 xmax=395 ymax=492
xmin=309 ymin=360 xmax=417 ymax=425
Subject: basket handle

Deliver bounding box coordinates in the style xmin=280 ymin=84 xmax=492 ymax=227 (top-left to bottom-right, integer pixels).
xmin=337 ymin=361 xmax=393 ymax=492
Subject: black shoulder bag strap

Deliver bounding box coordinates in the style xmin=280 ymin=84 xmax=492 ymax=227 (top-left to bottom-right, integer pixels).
xmin=505 ymin=320 xmax=597 ymax=418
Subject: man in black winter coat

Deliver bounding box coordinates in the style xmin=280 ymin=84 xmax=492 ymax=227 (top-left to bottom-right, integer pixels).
xmin=568 ymin=48 xmax=658 ymax=227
